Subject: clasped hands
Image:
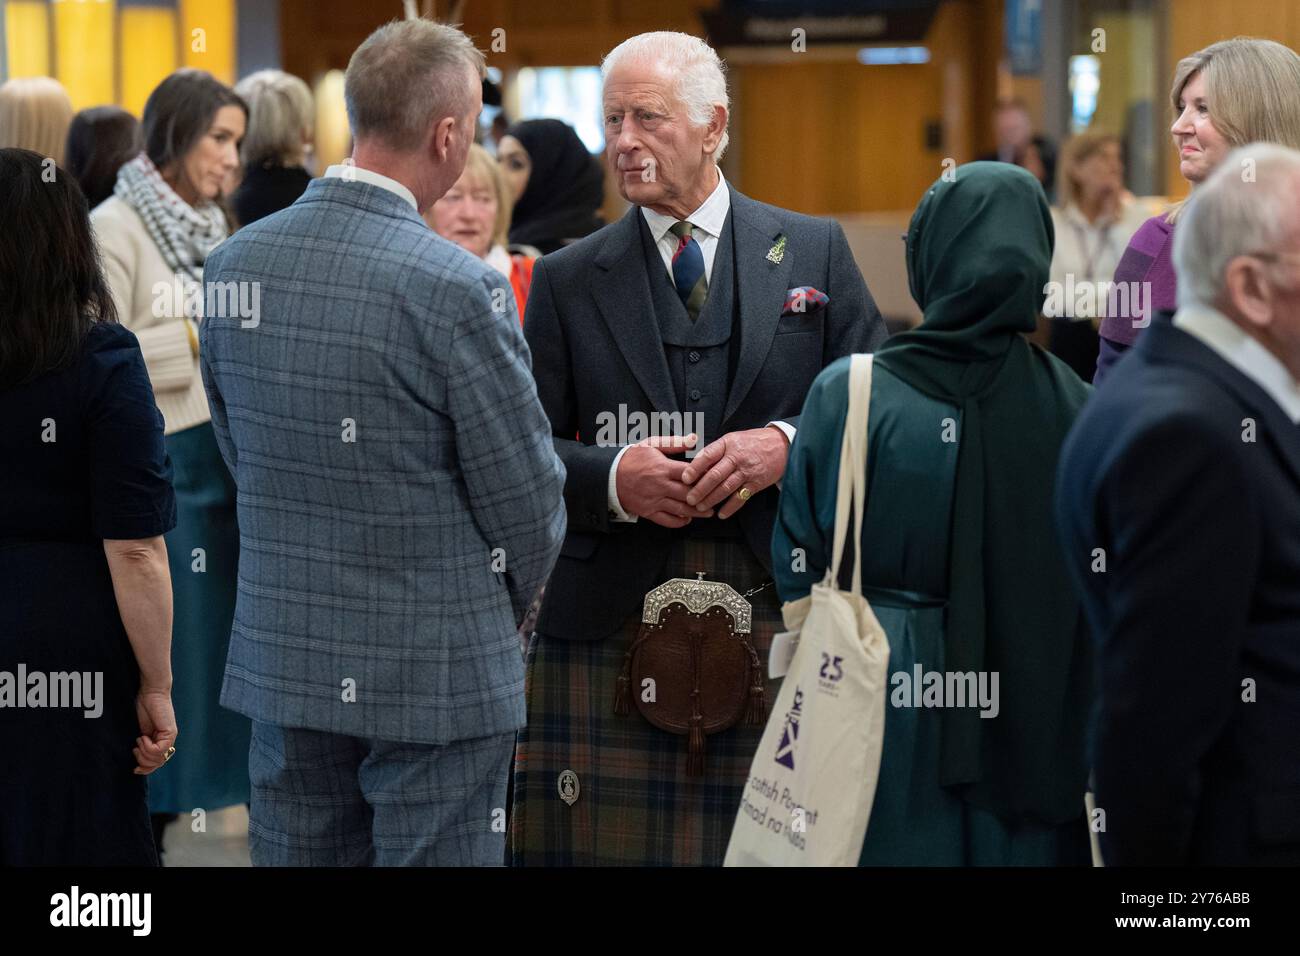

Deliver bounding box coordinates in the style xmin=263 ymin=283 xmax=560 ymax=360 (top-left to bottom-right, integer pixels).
xmin=614 ymin=426 xmax=790 ymax=529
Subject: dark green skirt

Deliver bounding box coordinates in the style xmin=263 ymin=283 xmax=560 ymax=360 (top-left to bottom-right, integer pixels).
xmin=147 ymin=421 xmax=251 ymax=814
xmin=858 ymin=599 xmax=1090 ymax=866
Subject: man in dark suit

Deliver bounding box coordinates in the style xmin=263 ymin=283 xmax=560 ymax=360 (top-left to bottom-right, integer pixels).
xmin=1056 ymin=143 xmax=1300 ymax=866
xmin=510 ymin=31 xmax=886 ymax=866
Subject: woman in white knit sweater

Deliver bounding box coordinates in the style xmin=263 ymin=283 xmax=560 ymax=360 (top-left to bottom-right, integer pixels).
xmin=91 ymin=69 xmax=251 ymax=857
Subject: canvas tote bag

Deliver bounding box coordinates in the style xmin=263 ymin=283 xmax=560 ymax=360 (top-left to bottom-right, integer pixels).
xmin=724 ymin=353 xmax=890 ymax=866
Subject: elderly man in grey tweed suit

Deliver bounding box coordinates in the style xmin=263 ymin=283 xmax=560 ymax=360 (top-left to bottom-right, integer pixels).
xmin=199 ymin=20 xmax=565 ymax=866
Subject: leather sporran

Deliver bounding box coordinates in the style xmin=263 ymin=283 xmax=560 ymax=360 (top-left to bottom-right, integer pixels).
xmin=614 ymin=574 xmax=767 ymax=775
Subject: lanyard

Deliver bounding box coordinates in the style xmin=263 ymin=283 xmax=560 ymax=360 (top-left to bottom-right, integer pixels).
xmin=1068 ymin=217 xmax=1115 ymax=281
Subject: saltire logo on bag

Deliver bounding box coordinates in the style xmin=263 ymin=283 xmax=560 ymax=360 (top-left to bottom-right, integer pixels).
xmin=774 ymin=686 xmax=803 ymax=769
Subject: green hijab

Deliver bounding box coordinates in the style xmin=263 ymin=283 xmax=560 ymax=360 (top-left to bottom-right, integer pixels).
xmin=875 ymin=162 xmax=1092 ymax=825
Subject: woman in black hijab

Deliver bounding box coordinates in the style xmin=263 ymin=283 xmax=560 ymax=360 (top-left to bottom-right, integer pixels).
xmin=498 ymin=118 xmax=604 ymax=254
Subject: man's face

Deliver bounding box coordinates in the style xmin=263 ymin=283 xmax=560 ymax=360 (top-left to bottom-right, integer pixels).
xmin=602 ymin=60 xmax=716 ymax=210
xmin=995 ymin=107 xmax=1031 ymax=151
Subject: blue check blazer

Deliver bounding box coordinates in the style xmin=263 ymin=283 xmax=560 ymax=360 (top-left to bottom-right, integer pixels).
xmin=200 ymin=177 xmax=565 ymax=745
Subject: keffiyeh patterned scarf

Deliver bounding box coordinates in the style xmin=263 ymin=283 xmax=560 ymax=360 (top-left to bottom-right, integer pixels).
xmin=114 ymin=152 xmax=228 ymax=282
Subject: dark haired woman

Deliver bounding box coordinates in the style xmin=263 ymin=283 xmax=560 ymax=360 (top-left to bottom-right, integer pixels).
xmin=0 ymin=148 xmax=178 ymax=864
xmin=66 ymin=106 xmax=142 ymax=209
xmin=497 ymin=118 xmax=604 ymax=254
xmin=91 ymin=69 xmax=251 ymax=856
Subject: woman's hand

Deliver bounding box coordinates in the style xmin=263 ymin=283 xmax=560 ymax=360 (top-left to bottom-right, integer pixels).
xmin=133 ymin=686 xmax=178 ymax=775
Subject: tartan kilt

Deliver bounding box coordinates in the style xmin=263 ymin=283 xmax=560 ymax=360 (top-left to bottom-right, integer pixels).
xmin=510 ymin=536 xmax=782 ymax=866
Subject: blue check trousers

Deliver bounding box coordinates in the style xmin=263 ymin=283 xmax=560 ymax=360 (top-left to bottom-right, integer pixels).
xmin=247 ymin=721 xmax=514 ymax=866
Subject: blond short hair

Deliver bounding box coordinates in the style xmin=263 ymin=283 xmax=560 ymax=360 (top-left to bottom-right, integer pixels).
xmin=345 ymin=19 xmax=485 ymax=152
xmin=0 ymin=77 xmax=74 ymax=168
xmin=235 ymin=69 xmax=314 ymax=167
xmin=1168 ymin=37 xmax=1300 ymax=221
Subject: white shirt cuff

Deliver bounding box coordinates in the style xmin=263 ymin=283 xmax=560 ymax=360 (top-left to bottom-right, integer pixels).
xmin=767 ymin=421 xmax=795 ymax=490
xmin=607 ymin=445 xmax=638 ymax=523
xmin=767 ymin=420 xmax=796 ymax=444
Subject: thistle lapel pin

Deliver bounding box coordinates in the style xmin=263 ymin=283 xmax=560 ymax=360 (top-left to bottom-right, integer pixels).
xmin=766 ymin=235 xmax=787 ymax=264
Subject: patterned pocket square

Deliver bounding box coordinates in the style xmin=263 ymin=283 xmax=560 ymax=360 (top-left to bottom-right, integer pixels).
xmin=781 ymin=286 xmax=829 ymax=316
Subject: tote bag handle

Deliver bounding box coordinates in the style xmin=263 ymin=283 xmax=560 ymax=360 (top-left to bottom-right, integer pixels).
xmin=828 ymin=354 xmax=873 ymax=596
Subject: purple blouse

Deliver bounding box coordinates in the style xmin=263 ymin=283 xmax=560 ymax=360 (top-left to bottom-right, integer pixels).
xmin=1094 ymin=214 xmax=1177 ymax=383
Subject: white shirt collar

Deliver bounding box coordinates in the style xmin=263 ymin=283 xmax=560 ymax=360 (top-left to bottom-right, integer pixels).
xmin=484 ymin=244 xmax=512 ymax=279
xmin=324 ymin=163 xmax=418 ymax=211
xmin=1174 ymin=301 xmax=1300 ymax=424
xmin=640 ymin=167 xmax=730 ymax=243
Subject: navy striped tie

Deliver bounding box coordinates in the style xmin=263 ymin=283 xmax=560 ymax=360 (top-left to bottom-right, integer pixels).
xmin=670 ymin=220 xmax=707 ymax=321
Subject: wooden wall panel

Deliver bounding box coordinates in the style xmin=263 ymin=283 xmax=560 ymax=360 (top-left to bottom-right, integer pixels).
xmin=732 ymin=0 xmax=992 ymax=213
xmin=734 ymin=58 xmax=940 ymax=214
xmin=279 ymin=0 xmax=1000 ymax=214
xmin=513 ymin=0 xmax=602 ymax=30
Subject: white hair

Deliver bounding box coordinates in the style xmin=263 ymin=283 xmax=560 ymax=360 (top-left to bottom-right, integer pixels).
xmin=235 ymin=69 xmax=314 ymax=167
xmin=1175 ymin=142 xmax=1300 ymax=307
xmin=601 ymin=31 xmax=730 ymax=160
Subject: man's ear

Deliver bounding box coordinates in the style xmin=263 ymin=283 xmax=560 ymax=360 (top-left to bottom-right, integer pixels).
xmin=702 ymin=104 xmax=727 ymax=155
xmin=431 ymin=115 xmax=458 ymax=162
xmin=1224 ymin=256 xmax=1273 ymax=329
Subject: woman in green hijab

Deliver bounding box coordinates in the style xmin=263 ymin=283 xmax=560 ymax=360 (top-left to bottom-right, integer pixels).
xmin=773 ymin=162 xmax=1093 ymax=865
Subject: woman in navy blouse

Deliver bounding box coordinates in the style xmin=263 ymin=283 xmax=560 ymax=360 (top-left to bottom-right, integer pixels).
xmin=0 ymin=147 xmax=179 ymax=865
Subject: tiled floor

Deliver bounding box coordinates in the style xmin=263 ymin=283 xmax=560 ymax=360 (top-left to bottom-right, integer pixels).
xmin=159 ymin=805 xmax=252 ymax=867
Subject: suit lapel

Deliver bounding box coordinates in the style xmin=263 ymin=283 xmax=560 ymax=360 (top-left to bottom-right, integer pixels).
xmin=724 ymin=186 xmax=792 ymax=423
xmin=592 ymin=206 xmax=678 ymax=414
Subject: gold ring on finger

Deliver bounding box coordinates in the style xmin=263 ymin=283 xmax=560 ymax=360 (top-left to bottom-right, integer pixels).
xmin=737 ymin=487 xmax=752 ymax=502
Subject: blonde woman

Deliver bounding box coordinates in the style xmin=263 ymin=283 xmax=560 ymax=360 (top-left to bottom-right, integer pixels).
xmin=423 ymin=142 xmax=534 ymax=318
xmin=231 ymin=69 xmax=315 ymax=226
xmin=1095 ymin=37 xmax=1300 ymax=382
xmin=0 ymin=76 xmax=73 ymax=167
xmin=1045 ymin=132 xmax=1148 ymax=381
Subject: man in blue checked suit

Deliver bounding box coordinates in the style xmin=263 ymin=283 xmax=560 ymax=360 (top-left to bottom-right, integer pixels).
xmin=199 ymin=20 xmax=565 ymax=866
